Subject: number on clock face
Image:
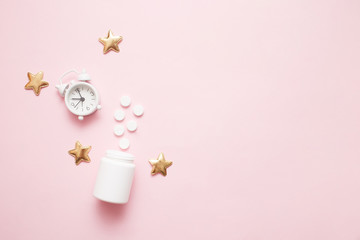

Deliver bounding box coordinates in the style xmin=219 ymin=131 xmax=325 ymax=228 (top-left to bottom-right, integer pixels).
xmin=68 ymin=85 xmax=97 ymax=115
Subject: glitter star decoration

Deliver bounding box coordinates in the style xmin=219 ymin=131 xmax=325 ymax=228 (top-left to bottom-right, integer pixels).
xmin=24 ymin=71 xmax=49 ymax=96
xmin=68 ymin=141 xmax=92 ymax=165
xmin=99 ymin=30 xmax=123 ymax=54
xmin=149 ymin=153 xmax=173 ymax=176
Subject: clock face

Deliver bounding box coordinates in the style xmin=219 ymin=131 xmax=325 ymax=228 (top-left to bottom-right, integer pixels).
xmin=65 ymin=82 xmax=99 ymax=116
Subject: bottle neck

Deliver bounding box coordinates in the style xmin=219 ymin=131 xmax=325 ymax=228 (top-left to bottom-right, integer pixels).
xmin=106 ymin=150 xmax=134 ymax=162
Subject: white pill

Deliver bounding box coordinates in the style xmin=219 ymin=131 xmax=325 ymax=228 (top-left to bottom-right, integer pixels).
xmin=133 ymin=104 xmax=144 ymax=117
xmin=114 ymin=109 xmax=125 ymax=121
xmin=113 ymin=125 xmax=125 ymax=136
xmin=120 ymin=96 xmax=131 ymax=107
xmin=126 ymin=120 xmax=137 ymax=132
xmin=119 ymin=138 xmax=130 ymax=150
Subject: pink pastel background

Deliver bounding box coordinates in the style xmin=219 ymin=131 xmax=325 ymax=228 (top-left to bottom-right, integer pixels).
xmin=1 ymin=0 xmax=360 ymax=239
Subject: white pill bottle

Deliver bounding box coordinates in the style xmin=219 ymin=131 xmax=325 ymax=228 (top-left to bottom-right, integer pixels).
xmin=93 ymin=150 xmax=135 ymax=204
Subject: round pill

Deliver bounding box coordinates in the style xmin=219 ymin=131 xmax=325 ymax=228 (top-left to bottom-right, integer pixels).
xmin=114 ymin=110 xmax=125 ymax=121
xmin=120 ymin=96 xmax=131 ymax=107
xmin=133 ymin=104 xmax=144 ymax=117
xmin=126 ymin=120 xmax=137 ymax=132
xmin=113 ymin=125 xmax=125 ymax=136
xmin=119 ymin=138 xmax=130 ymax=150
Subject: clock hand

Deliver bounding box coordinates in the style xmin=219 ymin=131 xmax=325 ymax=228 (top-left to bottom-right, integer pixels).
xmin=75 ymin=88 xmax=83 ymax=98
xmin=71 ymin=98 xmax=82 ymax=100
xmin=74 ymin=100 xmax=81 ymax=108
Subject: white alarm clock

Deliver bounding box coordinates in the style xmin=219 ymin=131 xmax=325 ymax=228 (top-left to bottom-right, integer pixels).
xmin=56 ymin=69 xmax=101 ymax=120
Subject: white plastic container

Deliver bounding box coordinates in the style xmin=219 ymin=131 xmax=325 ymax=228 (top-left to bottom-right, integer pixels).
xmin=93 ymin=150 xmax=135 ymax=204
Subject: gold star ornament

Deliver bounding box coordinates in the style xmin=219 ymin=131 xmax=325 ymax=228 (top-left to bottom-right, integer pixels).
xmin=68 ymin=141 xmax=92 ymax=165
xmin=99 ymin=30 xmax=123 ymax=54
xmin=24 ymin=71 xmax=49 ymax=96
xmin=149 ymin=153 xmax=173 ymax=176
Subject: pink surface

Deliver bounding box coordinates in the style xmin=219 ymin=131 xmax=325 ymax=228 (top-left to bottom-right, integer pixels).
xmin=1 ymin=0 xmax=360 ymax=239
